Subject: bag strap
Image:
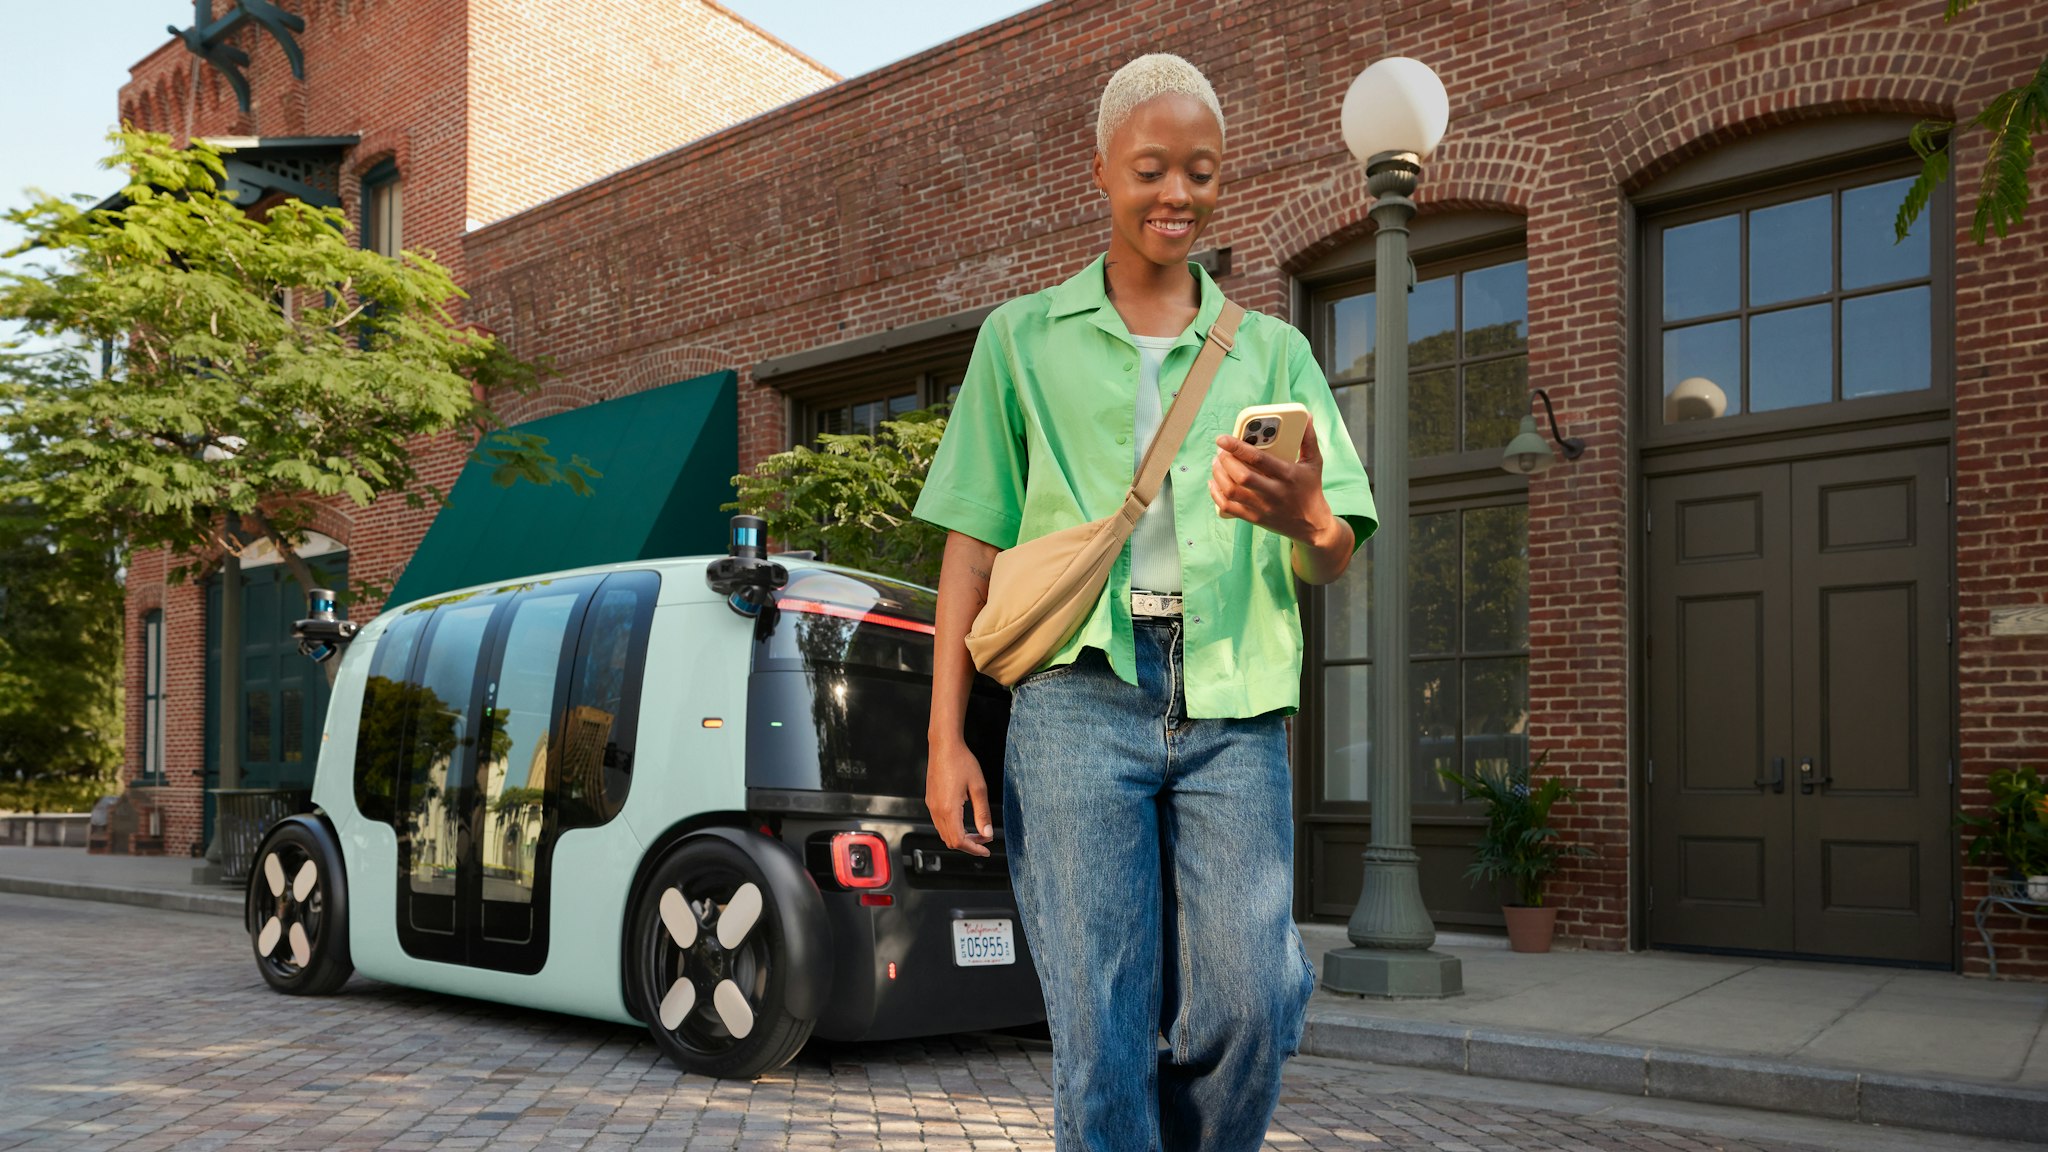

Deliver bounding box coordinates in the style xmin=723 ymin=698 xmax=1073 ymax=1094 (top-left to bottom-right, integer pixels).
xmin=1131 ymin=301 xmax=1245 ymax=506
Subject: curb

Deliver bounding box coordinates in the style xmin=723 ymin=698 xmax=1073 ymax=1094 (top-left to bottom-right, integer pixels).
xmin=1300 ymin=1010 xmax=2048 ymax=1145
xmin=0 ymin=874 xmax=242 ymax=919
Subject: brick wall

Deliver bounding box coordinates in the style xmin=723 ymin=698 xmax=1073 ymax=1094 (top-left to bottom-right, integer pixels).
xmin=467 ymin=0 xmax=838 ymax=228
xmin=457 ymin=0 xmax=2048 ymax=968
xmin=1949 ymin=0 xmax=2048 ymax=981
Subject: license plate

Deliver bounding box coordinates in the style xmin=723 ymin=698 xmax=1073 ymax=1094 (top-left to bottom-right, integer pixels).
xmin=951 ymin=918 xmax=1016 ymax=967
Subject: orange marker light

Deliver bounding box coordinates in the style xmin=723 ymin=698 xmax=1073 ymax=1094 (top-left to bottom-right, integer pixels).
xmin=702 ymin=718 xmax=723 ymax=728
xmin=887 ymin=961 xmax=898 ymax=980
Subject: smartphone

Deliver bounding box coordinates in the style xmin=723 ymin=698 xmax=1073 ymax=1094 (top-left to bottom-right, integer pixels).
xmin=1231 ymin=403 xmax=1310 ymax=461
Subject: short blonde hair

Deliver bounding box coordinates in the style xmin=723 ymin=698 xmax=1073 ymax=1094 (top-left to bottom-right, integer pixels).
xmin=1095 ymin=53 xmax=1224 ymax=156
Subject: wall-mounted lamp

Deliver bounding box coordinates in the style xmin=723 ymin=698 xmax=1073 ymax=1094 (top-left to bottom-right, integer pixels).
xmin=1500 ymin=388 xmax=1585 ymax=475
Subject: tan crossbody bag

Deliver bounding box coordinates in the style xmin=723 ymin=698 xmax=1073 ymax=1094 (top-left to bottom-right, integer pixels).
xmin=964 ymin=302 xmax=1245 ymax=686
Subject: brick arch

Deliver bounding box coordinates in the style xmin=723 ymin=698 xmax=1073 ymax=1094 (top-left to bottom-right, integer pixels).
xmin=1601 ymin=27 xmax=1977 ymax=192
xmin=492 ymin=344 xmax=738 ymax=425
xmin=1261 ymin=136 xmax=1542 ymax=275
xmin=294 ymin=503 xmax=356 ymax=548
xmin=128 ymin=582 xmax=166 ymax=614
xmin=494 ymin=382 xmax=608 ymax=425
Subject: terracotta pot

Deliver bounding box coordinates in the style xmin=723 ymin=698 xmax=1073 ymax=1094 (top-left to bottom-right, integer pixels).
xmin=1502 ymin=904 xmax=1558 ymax=953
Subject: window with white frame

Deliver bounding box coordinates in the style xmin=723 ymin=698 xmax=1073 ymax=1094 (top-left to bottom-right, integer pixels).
xmin=143 ymin=610 xmax=165 ymax=782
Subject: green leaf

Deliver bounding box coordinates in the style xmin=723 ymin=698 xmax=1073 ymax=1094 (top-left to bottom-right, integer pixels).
xmin=1895 ymin=120 xmax=1952 ymax=242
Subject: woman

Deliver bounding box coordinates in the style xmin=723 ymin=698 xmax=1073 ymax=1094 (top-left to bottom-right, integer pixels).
xmin=914 ymin=54 xmax=1376 ymax=1152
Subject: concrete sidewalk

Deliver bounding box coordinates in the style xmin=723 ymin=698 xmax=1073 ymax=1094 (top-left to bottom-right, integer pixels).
xmin=1297 ymin=922 xmax=2048 ymax=1143
xmin=7 ymin=844 xmax=2047 ymax=1142
xmin=0 ymin=844 xmax=240 ymax=917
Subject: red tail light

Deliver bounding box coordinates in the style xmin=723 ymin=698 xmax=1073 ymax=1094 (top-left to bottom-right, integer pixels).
xmin=831 ymin=831 xmax=891 ymax=889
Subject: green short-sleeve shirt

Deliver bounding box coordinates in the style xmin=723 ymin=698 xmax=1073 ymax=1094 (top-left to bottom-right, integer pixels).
xmin=913 ymin=255 xmax=1377 ymax=718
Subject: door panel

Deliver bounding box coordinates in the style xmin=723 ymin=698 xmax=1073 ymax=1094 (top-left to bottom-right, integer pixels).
xmin=1790 ymin=447 xmax=1950 ymax=963
xmin=396 ymin=596 xmax=505 ymax=964
xmin=1648 ymin=465 xmax=1794 ymax=951
xmin=1647 ymin=447 xmax=1951 ymax=965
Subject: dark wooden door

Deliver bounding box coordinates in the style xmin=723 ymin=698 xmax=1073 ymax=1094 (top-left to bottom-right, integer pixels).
xmin=1647 ymin=464 xmax=1796 ymax=952
xmin=1787 ymin=447 xmax=1952 ymax=962
xmin=1647 ymin=446 xmax=1951 ymax=964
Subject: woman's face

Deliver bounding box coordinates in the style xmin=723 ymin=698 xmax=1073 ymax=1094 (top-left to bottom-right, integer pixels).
xmin=1092 ymin=92 xmax=1222 ymax=270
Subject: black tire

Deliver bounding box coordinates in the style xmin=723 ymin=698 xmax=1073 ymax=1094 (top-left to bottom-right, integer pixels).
xmin=246 ymin=818 xmax=353 ymax=996
xmin=626 ymin=836 xmax=814 ymax=1078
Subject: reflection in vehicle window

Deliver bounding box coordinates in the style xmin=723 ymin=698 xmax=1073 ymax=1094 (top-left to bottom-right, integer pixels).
xmin=561 ymin=572 xmax=658 ymax=826
xmin=354 ymin=610 xmax=427 ymax=823
xmin=409 ymin=602 xmax=494 ymax=905
xmin=479 ymin=590 xmax=579 ymax=908
xmin=748 ymin=567 xmax=1008 ymax=803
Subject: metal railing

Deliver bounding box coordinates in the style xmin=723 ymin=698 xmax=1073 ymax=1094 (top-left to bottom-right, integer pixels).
xmin=212 ymin=789 xmax=313 ymax=884
xmin=0 ymin=813 xmax=92 ymax=848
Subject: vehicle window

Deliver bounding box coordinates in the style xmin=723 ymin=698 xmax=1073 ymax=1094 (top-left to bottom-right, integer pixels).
xmin=748 ymin=568 xmax=1008 ymax=803
xmin=353 ymin=609 xmax=427 ymax=823
xmin=560 ymin=571 xmax=659 ymax=827
xmin=477 ymin=589 xmax=580 ymax=913
xmin=407 ymin=601 xmax=496 ymax=918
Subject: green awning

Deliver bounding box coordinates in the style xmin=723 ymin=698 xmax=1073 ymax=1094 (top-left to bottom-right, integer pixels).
xmin=386 ymin=369 xmax=737 ymax=606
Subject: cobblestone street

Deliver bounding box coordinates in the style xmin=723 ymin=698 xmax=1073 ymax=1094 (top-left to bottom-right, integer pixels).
xmin=0 ymin=893 xmax=2002 ymax=1151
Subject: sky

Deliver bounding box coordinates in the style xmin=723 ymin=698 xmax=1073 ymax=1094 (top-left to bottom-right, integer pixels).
xmin=0 ymin=0 xmax=1045 ymax=346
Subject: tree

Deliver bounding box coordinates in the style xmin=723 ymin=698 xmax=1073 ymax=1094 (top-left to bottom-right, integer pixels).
xmin=726 ymin=406 xmax=949 ymax=587
xmin=0 ymin=489 xmax=122 ymax=812
xmin=1896 ymin=1 xmax=2048 ymax=244
xmin=0 ymin=130 xmax=594 ymax=609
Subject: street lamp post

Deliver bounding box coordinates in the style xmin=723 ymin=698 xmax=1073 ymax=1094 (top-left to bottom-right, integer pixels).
xmin=1321 ymin=58 xmax=1463 ymax=999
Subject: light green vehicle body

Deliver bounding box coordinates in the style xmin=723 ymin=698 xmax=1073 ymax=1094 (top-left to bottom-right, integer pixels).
xmin=309 ymin=557 xmax=759 ymax=1026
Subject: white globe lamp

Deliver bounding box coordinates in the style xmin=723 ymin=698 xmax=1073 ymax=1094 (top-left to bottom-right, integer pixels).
xmin=1340 ymin=57 xmax=1450 ymax=164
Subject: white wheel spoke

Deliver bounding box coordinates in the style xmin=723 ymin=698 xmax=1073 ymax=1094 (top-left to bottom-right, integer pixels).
xmin=263 ymin=853 xmax=285 ymax=898
xmin=256 ymin=916 xmax=282 ymax=957
xmin=716 ymin=883 xmax=763 ymax=950
xmin=291 ymin=860 xmax=318 ymax=903
xmin=712 ymin=979 xmax=754 ymax=1038
xmin=288 ymin=923 xmax=311 ymax=968
xmin=657 ymin=977 xmax=696 ymax=1030
xmin=658 ymin=887 xmax=698 ymax=949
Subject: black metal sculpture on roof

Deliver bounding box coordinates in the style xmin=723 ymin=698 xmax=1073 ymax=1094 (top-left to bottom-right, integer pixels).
xmin=169 ymin=0 xmax=307 ymax=114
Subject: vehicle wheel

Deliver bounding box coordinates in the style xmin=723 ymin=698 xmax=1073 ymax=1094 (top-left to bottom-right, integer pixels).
xmin=628 ymin=836 xmax=814 ymax=1078
xmin=246 ymin=819 xmax=352 ymax=995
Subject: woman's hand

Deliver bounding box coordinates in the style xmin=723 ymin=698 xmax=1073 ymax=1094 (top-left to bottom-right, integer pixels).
xmin=927 ymin=738 xmax=994 ymax=857
xmin=1209 ymin=417 xmax=1354 ymax=584
xmin=928 ymin=530 xmax=998 ymax=856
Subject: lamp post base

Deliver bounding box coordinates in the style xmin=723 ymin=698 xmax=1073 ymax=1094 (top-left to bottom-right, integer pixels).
xmin=1320 ymin=946 xmax=1465 ymax=999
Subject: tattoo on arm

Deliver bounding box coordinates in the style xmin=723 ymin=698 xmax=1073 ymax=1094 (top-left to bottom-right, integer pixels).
xmin=968 ymin=564 xmax=991 ymax=582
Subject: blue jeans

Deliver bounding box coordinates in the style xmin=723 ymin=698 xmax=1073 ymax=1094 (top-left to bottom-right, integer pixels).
xmin=1003 ymin=620 xmax=1314 ymax=1152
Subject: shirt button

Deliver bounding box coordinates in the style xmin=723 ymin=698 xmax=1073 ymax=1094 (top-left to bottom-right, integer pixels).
xmin=1124 ymin=362 xmax=1134 ymax=372
xmin=1116 ymin=434 xmax=1129 ymax=445
xmin=1178 ymin=465 xmax=1188 ymax=473
xmin=1192 ymin=616 xmax=1202 ymax=624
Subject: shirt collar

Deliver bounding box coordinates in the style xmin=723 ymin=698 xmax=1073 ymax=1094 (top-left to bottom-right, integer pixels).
xmin=1046 ymin=254 xmax=1241 ymax=360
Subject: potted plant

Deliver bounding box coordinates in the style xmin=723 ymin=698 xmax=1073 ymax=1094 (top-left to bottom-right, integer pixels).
xmin=1957 ymin=766 xmax=2048 ymax=900
xmin=1437 ymin=754 xmax=1592 ymax=952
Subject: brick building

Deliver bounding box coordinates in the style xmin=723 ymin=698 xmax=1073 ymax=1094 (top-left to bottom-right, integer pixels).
xmin=116 ymin=0 xmax=2048 ymax=978
xmin=114 ymin=0 xmax=834 ymax=857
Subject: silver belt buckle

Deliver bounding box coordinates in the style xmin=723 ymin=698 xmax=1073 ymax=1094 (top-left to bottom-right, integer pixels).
xmin=1131 ymin=591 xmax=1183 ymax=618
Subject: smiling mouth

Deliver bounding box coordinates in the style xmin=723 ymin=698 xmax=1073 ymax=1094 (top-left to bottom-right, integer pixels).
xmin=1147 ymin=219 xmax=1195 ymax=238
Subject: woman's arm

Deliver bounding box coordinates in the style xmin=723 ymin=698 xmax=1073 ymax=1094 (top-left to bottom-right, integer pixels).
xmin=926 ymin=529 xmax=1000 ymax=856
